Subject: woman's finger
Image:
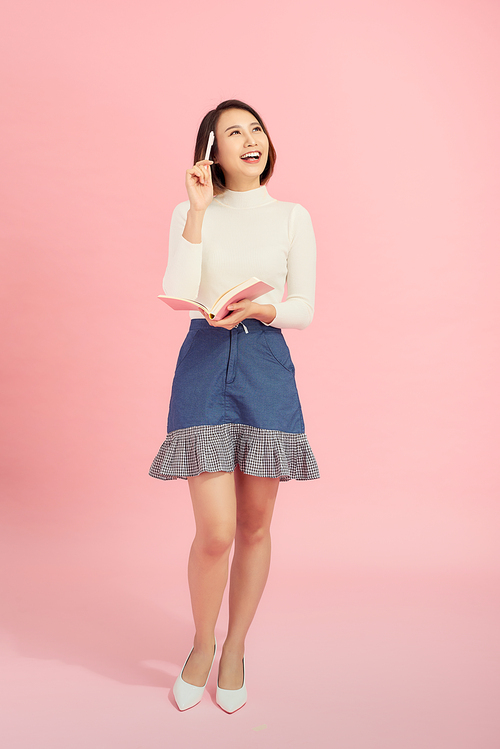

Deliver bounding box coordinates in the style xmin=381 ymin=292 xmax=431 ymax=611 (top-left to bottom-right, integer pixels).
xmin=201 ymin=160 xmax=213 ymax=178
xmin=187 ymin=165 xmax=204 ymax=182
xmin=194 ymin=160 xmax=213 ymax=183
xmin=210 ymin=311 xmax=245 ymax=328
xmin=188 ymin=163 xmax=211 ymax=187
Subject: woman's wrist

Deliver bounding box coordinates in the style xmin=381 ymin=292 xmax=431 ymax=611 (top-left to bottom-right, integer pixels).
xmin=250 ymin=302 xmax=276 ymax=325
xmin=182 ymin=208 xmax=206 ymax=243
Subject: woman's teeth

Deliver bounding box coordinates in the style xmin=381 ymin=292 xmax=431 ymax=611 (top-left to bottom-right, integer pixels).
xmin=241 ymin=152 xmax=260 ymax=161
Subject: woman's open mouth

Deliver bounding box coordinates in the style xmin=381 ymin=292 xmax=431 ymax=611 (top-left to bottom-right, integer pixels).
xmin=240 ymin=151 xmax=261 ymax=163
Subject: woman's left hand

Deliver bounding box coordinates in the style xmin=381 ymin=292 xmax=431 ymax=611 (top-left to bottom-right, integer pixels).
xmin=202 ymin=299 xmax=255 ymax=330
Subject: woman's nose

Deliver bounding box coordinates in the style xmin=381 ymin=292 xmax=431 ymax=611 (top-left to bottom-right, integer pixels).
xmin=245 ymin=133 xmax=257 ymax=146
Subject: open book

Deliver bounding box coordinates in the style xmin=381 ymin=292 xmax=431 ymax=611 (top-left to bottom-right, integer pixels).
xmin=158 ymin=277 xmax=274 ymax=321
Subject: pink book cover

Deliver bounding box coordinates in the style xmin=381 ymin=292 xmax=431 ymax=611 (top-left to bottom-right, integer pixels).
xmin=159 ymin=277 xmax=274 ymax=321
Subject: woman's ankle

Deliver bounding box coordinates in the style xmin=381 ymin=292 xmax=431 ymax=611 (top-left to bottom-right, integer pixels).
xmin=221 ymin=638 xmax=245 ymax=658
xmin=193 ymin=633 xmax=216 ymax=654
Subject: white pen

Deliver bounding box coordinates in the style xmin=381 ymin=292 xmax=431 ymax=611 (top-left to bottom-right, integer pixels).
xmin=204 ymin=131 xmax=215 ymax=162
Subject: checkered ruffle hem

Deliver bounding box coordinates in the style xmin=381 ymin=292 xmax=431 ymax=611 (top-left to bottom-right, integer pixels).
xmin=149 ymin=423 xmax=320 ymax=482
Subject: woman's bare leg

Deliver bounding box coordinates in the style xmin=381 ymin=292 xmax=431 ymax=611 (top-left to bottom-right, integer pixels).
xmin=218 ymin=467 xmax=280 ymax=689
xmin=181 ymin=471 xmax=237 ymax=687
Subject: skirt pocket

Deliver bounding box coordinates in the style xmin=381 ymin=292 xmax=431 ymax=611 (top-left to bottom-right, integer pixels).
xmin=262 ymin=331 xmax=295 ymax=373
xmin=175 ymin=329 xmax=200 ymax=366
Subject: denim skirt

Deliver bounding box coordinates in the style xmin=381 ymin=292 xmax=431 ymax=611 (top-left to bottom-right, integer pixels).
xmin=149 ymin=318 xmax=319 ymax=482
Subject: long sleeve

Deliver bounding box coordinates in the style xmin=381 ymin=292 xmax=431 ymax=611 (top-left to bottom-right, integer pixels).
xmin=162 ymin=201 xmax=203 ymax=300
xmin=268 ymin=204 xmax=317 ymax=330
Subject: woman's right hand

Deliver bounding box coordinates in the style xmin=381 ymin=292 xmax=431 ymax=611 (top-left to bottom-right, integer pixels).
xmin=185 ymin=159 xmax=214 ymax=212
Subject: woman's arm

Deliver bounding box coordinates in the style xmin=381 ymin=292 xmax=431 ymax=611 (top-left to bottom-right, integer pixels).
xmin=162 ymin=160 xmax=213 ymax=299
xmin=182 ymin=159 xmax=213 ymax=242
xmin=182 ymin=207 xmax=206 ymax=244
xmin=162 ymin=203 xmax=204 ymax=299
xmin=268 ymin=204 xmax=316 ymax=330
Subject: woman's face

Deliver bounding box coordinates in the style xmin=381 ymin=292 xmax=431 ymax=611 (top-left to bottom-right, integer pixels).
xmin=214 ymin=108 xmax=269 ymax=191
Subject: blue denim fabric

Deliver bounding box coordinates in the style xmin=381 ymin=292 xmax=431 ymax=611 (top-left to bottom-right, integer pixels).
xmin=167 ymin=319 xmax=305 ymax=434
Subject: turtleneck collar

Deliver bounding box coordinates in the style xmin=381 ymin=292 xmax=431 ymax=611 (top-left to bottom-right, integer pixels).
xmin=213 ymin=185 xmax=275 ymax=209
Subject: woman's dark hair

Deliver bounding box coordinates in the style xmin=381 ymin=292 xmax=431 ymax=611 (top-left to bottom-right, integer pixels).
xmin=194 ymin=99 xmax=276 ymax=195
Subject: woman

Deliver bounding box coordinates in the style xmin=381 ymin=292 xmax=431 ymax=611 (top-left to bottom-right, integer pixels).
xmin=149 ymin=99 xmax=319 ymax=713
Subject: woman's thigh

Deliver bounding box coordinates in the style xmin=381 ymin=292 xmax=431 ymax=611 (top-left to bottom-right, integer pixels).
xmin=234 ymin=466 xmax=280 ymax=534
xmin=188 ymin=471 xmax=238 ymax=545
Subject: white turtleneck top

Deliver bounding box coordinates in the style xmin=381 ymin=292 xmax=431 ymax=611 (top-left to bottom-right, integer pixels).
xmin=162 ymin=185 xmax=316 ymax=330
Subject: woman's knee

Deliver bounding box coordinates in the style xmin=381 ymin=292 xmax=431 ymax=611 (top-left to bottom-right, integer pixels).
xmin=236 ymin=516 xmax=270 ymax=545
xmin=195 ymin=526 xmax=235 ymax=557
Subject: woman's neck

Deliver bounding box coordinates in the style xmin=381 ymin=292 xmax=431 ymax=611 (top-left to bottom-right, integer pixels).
xmin=223 ymin=176 xmax=261 ymax=192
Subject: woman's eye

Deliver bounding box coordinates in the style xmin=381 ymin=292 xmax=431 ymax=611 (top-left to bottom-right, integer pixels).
xmin=229 ymin=130 xmax=240 ymax=136
xmin=253 ymin=126 xmax=262 ymax=131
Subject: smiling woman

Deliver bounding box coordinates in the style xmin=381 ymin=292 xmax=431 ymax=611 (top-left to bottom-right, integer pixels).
xmin=149 ymin=99 xmax=318 ymax=714
xmin=193 ymin=99 xmax=277 ymax=195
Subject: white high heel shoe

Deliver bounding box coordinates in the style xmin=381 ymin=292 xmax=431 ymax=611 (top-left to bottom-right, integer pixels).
xmin=173 ymin=638 xmax=217 ymax=711
xmin=216 ymin=657 xmax=247 ymax=713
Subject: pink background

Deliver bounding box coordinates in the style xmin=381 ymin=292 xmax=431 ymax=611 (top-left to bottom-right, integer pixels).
xmin=1 ymin=0 xmax=499 ymax=746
